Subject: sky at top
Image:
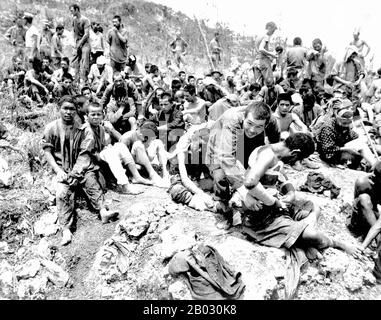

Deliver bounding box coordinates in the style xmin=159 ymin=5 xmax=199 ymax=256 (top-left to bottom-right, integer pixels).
xmin=151 ymin=0 xmax=381 ymax=69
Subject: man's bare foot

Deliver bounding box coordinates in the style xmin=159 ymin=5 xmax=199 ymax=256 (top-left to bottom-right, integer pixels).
xmin=100 ymin=208 xmax=119 ymax=224
xmin=152 ymin=176 xmax=170 ymax=188
xmin=117 ymin=184 xmax=144 ymax=195
xmin=131 ymin=177 xmax=153 ymax=186
xmin=60 ymin=229 xmax=72 ymax=246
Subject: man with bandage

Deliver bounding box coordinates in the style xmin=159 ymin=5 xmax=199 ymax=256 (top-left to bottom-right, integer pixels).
xmin=316 ymin=99 xmax=377 ymax=170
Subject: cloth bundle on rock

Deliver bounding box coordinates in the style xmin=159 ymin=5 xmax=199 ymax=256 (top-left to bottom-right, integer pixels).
xmin=168 ymin=244 xmax=245 ymax=300
xmin=299 ymin=172 xmax=340 ymax=199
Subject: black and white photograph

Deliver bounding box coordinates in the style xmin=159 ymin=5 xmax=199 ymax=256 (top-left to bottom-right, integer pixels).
xmin=1 ymin=0 xmax=381 ymax=306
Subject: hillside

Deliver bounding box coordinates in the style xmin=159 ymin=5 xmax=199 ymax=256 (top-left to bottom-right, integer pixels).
xmin=0 ymin=0 xmax=257 ymax=74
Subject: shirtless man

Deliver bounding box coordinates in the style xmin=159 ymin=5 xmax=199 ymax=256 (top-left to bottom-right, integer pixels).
xmin=169 ymin=32 xmax=188 ymax=69
xmin=350 ymin=29 xmax=371 ymax=69
xmin=273 ymin=93 xmax=308 ymax=140
xmin=182 ymin=84 xmax=208 ymax=127
xmin=239 ymin=132 xmax=363 ymax=259
xmin=168 ymin=123 xmax=225 ymax=213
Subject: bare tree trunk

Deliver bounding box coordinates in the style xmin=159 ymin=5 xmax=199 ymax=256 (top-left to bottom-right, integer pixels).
xmin=194 ymin=15 xmax=214 ymax=70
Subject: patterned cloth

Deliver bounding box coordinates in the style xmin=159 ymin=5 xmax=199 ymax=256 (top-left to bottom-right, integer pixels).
xmin=316 ymin=117 xmax=358 ymax=163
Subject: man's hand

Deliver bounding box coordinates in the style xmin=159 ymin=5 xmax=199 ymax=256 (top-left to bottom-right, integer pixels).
xmin=199 ymin=192 xmax=214 ymax=208
xmin=103 ymin=120 xmax=114 ymax=133
xmin=56 ymin=169 xmax=68 ymax=183
xmin=243 ymin=193 xmax=263 ymax=211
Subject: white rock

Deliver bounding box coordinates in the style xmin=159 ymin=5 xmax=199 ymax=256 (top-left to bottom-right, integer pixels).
xmin=33 ymin=238 xmax=51 ymax=260
xmin=16 ymin=259 xmax=41 ymax=280
xmin=34 ymin=210 xmax=59 ymax=237
xmin=40 ymin=259 xmax=69 ymax=287
xmin=0 ymin=260 xmax=14 ymax=295
xmin=17 ymin=276 xmax=48 ymax=299
xmin=212 ymin=236 xmax=286 ymax=300
xmin=168 ymin=280 xmax=192 ymax=300
xmin=0 ymin=157 xmax=12 ymax=187
xmin=158 ymin=222 xmax=197 ymax=259
xmin=320 ymin=249 xmax=350 ymax=281
xmin=0 ymin=242 xmax=10 ymax=253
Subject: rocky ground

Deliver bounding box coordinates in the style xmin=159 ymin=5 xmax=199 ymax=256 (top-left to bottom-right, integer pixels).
xmin=1 ymin=132 xmax=381 ymax=300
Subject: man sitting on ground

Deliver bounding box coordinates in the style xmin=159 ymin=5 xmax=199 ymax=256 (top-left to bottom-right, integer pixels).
xmin=316 ymin=99 xmax=377 ymax=170
xmin=88 ymin=55 xmax=113 ymax=97
xmin=42 ymin=96 xmax=117 ymax=246
xmin=239 ymin=132 xmax=363 ymax=259
xmin=120 ymin=121 xmax=170 ymax=187
xmin=168 ymin=123 xmax=225 ymax=213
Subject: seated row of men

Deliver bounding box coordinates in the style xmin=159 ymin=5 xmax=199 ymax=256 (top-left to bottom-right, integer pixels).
xmin=43 ymin=93 xmax=369 ymax=268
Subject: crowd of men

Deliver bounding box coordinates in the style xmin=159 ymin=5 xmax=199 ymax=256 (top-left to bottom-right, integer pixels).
xmin=2 ymin=5 xmax=381 ymax=285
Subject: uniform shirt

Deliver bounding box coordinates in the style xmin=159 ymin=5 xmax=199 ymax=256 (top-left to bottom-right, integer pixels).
xmin=205 ymin=105 xmax=280 ymax=173
xmin=107 ymin=27 xmax=128 ymax=63
xmin=89 ymin=29 xmax=104 ymax=53
xmin=72 ymin=15 xmax=90 ymax=44
xmin=286 ymin=46 xmax=307 ymax=69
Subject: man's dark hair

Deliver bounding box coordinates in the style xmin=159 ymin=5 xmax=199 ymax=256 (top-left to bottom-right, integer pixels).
xmin=178 ymin=71 xmax=186 ymax=76
xmin=245 ymin=101 xmax=272 ymax=123
xmin=87 ymin=101 xmax=103 ymax=114
xmin=113 ymin=15 xmax=121 ymax=22
xmin=81 ymin=86 xmax=91 ymax=94
xmin=69 ymin=4 xmax=80 ymax=11
xmin=171 ymin=79 xmax=182 ymax=91
xmin=59 ymin=95 xmax=75 ymax=107
xmin=56 ymin=24 xmax=64 ymax=31
xmin=285 ymin=133 xmax=315 ymax=160
xmin=42 ymin=56 xmax=52 ymax=63
xmin=277 ymin=92 xmax=293 ymax=105
xmin=312 ymin=38 xmax=322 ymax=46
xmin=293 ymin=37 xmax=302 ymax=46
xmin=61 ymin=57 xmax=70 ymax=65
xmin=24 ymin=16 xmax=33 ymax=25
xmin=160 ymin=92 xmax=173 ymax=102
xmin=150 ymin=65 xmax=159 ymax=74
xmin=62 ymin=73 xmax=73 ymax=82
xmin=183 ymin=84 xmax=196 ymax=96
xmin=188 ymin=75 xmax=195 ymax=82
xmin=248 ymin=83 xmax=261 ymax=92
xmin=74 ymin=95 xmax=87 ymax=107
